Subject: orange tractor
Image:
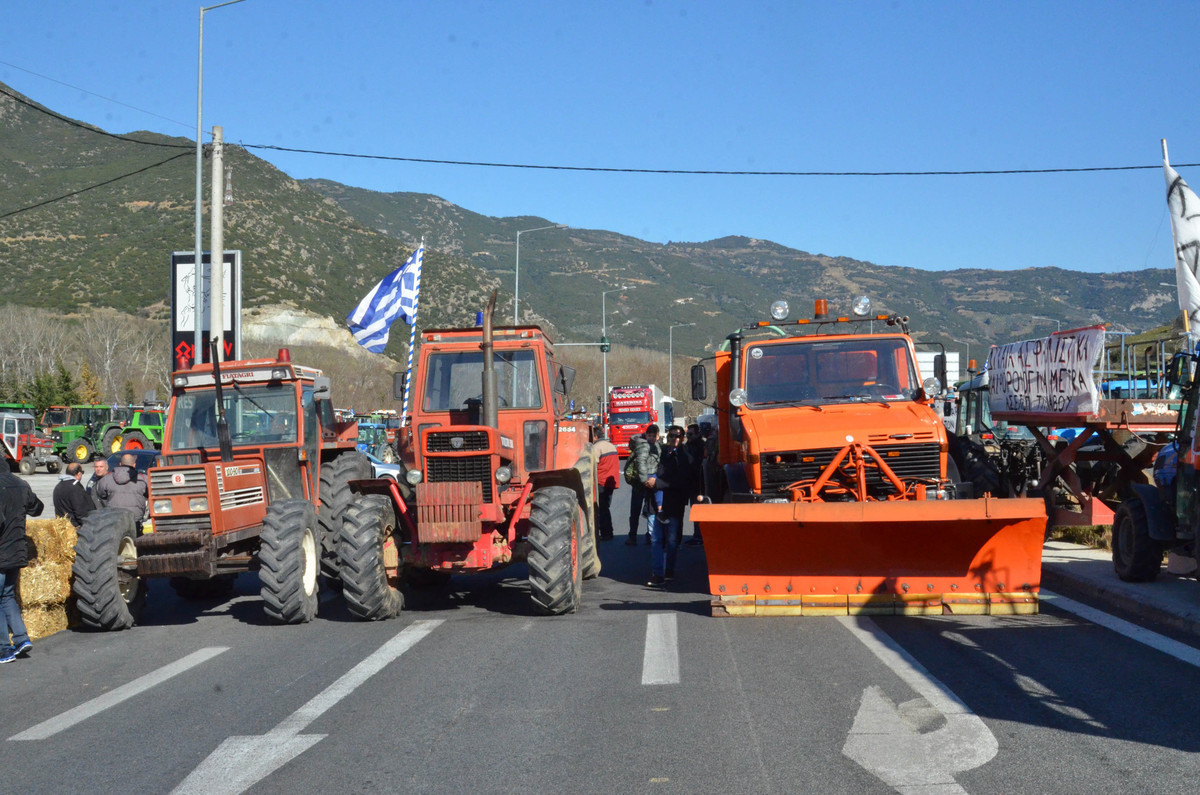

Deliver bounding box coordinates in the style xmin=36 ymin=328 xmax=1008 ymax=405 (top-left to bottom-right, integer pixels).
xmin=690 ymin=298 xmax=1047 ymax=616
xmin=337 ymin=293 xmax=601 ymax=620
xmin=72 ymin=344 xmax=368 ymax=630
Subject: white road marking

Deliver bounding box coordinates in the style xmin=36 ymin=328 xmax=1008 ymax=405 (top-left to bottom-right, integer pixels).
xmin=641 ymin=612 xmax=680 ymax=685
xmin=173 ymin=619 xmax=442 ymax=795
xmin=838 ymin=616 xmax=998 ymax=794
xmin=9 ymin=647 xmax=229 ymax=741
xmin=1041 ymin=589 xmax=1200 ymax=668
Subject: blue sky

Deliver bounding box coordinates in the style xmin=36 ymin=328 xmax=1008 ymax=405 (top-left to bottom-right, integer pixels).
xmin=2 ymin=0 xmax=1197 ymax=274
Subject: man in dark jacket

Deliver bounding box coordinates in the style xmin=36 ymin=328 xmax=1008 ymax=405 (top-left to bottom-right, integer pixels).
xmin=53 ymin=462 xmax=95 ymax=528
xmin=1 ymin=467 xmax=44 ymax=663
xmin=645 ymin=426 xmax=698 ymax=586
xmin=625 ymin=425 xmax=663 ymax=546
xmin=95 ymin=453 xmax=149 ymax=519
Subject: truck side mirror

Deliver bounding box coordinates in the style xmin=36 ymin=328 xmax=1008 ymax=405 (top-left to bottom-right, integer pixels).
xmin=313 ymin=376 xmax=331 ymax=400
xmin=1167 ymin=353 xmax=1192 ymax=388
xmin=555 ymin=364 xmax=576 ymax=395
xmin=934 ymin=353 xmax=947 ymax=390
xmin=691 ymin=364 xmax=707 ymax=401
xmin=393 ymin=372 xmax=405 ymax=400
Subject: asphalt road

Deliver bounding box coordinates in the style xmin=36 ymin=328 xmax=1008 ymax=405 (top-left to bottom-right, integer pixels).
xmin=5 ymin=479 xmax=1200 ymax=793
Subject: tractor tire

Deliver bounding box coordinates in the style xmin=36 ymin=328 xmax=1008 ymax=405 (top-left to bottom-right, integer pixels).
xmin=122 ymin=431 xmax=150 ymax=451
xmin=581 ymin=498 xmax=601 ymax=580
xmin=373 ymin=442 xmax=398 ymax=464
xmin=72 ymin=508 xmax=146 ymax=631
xmin=102 ymin=428 xmax=123 ymax=455
xmin=170 ymin=576 xmax=236 ymax=600
xmin=70 ymin=438 xmax=95 ymax=464
xmin=318 ymin=450 xmax=373 ymax=584
xmin=1113 ymin=499 xmax=1164 ymax=582
xmin=527 ymin=485 xmax=583 ymax=615
xmin=339 ymin=495 xmax=402 ymax=621
xmin=45 ymin=459 xmax=60 ymax=475
xmin=18 ymin=457 xmax=35 ymax=476
xmin=259 ymin=499 xmax=320 ymax=624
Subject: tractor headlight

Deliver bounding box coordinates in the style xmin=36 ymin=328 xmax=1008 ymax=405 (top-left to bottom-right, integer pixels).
xmin=852 ymin=296 xmax=872 ymax=316
xmin=769 ymin=300 xmax=789 ymax=321
xmin=923 ymin=376 xmax=942 ymax=395
xmin=729 ymin=388 xmax=747 ymax=407
xmin=153 ymin=499 xmax=173 ymax=515
xmin=495 ymin=465 xmax=513 ymax=484
xmin=173 ymin=375 xmax=188 ymax=387
xmin=188 ymin=497 xmax=209 ymax=512
xmin=405 ymin=468 xmax=423 ymax=485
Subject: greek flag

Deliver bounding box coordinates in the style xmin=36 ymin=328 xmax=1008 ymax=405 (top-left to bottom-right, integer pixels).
xmin=347 ymin=246 xmax=423 ymax=353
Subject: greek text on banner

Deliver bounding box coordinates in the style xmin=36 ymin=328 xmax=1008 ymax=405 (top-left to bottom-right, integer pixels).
xmin=986 ymin=327 xmax=1104 ymax=416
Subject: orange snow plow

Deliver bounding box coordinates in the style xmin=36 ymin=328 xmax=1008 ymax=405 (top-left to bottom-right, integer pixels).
xmin=691 ymin=298 xmax=1047 ymax=616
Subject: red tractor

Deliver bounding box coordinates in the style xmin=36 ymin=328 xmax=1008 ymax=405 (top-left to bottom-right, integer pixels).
xmin=71 ymin=345 xmax=369 ymax=630
xmin=338 ymin=294 xmax=601 ymax=619
xmin=1 ymin=411 xmax=58 ymax=475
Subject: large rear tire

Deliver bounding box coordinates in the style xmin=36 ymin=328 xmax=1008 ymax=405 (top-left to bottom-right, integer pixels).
xmin=527 ymin=485 xmax=583 ymax=615
xmin=70 ymin=438 xmax=94 ymax=464
xmin=318 ymin=450 xmax=373 ymax=584
xmin=1113 ymin=499 xmax=1164 ymax=582
xmin=339 ymin=495 xmax=402 ymax=621
xmin=259 ymin=499 xmax=320 ymax=624
xmin=122 ymin=430 xmax=150 ymax=450
xmin=72 ymin=508 xmax=146 ymax=630
xmin=581 ymin=496 xmax=601 ymax=580
xmin=102 ymin=428 xmax=123 ymax=455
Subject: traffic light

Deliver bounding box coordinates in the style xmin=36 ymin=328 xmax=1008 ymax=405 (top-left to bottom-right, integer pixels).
xmin=599 ymin=335 xmax=610 ymax=353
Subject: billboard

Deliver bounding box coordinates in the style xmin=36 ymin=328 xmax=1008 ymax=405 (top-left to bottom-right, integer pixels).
xmin=170 ymin=251 xmax=242 ymax=371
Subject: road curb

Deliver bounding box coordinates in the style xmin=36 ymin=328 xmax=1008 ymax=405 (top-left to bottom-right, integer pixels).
xmin=1042 ymin=565 xmax=1200 ymax=640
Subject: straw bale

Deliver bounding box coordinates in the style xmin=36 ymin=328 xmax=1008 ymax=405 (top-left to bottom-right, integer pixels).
xmin=22 ymin=605 xmax=69 ymax=641
xmin=24 ymin=518 xmax=77 ymax=564
xmin=17 ymin=562 xmax=73 ymax=607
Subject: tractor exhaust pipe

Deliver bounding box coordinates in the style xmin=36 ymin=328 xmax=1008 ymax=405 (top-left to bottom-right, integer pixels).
xmin=481 ymin=291 xmax=500 ymax=430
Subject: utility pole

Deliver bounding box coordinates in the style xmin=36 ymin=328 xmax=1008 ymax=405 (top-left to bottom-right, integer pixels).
xmin=210 ymin=126 xmax=225 ymax=361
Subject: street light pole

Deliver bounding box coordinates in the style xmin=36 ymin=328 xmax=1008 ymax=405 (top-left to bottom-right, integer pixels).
xmin=601 ymin=286 xmax=635 ymax=416
xmin=669 ymin=322 xmax=696 ymax=402
xmin=194 ymin=0 xmax=246 ymax=366
xmin=513 ymin=223 xmax=566 ymax=326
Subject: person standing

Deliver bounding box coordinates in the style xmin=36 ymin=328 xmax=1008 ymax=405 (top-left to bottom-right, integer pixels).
xmin=625 ymin=424 xmax=663 ymax=546
xmin=645 ymin=426 xmax=698 ymax=586
xmin=87 ymin=458 xmax=109 ymax=509
xmin=0 ymin=463 xmax=45 ymax=663
xmin=95 ymin=453 xmax=149 ymax=519
xmin=53 ymin=462 xmax=95 ymax=528
xmin=593 ymin=436 xmax=619 ymax=541
xmin=683 ymin=423 xmax=706 ymax=546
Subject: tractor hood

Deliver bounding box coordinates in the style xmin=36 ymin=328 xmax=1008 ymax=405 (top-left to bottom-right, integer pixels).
xmin=739 ymin=400 xmax=945 ymax=454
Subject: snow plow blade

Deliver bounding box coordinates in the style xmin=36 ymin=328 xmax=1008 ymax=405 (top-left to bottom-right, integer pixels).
xmin=694 ymin=497 xmax=1046 ymax=617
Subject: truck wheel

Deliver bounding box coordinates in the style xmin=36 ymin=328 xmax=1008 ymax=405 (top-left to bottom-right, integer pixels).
xmin=339 ymin=495 xmax=402 ymax=621
xmin=45 ymin=459 xmax=60 ymax=475
xmin=18 ymin=457 xmax=34 ymax=476
xmin=318 ymin=450 xmax=373 ymax=584
xmin=122 ymin=431 xmax=149 ymax=450
xmin=170 ymin=576 xmax=236 ymax=600
xmin=1113 ymin=499 xmax=1164 ymax=582
xmin=102 ymin=428 xmax=123 ymax=455
xmin=72 ymin=509 xmax=146 ymax=631
xmin=581 ymin=499 xmax=601 ymax=580
xmin=259 ymin=499 xmax=320 ymax=624
xmin=70 ymin=438 xmax=94 ymax=463
xmin=527 ymin=485 xmax=583 ymax=615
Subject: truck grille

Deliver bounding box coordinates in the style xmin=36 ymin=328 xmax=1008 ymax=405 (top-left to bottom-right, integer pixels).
xmin=150 ymin=468 xmax=207 ymax=496
xmin=759 ymin=443 xmax=941 ymax=496
xmin=427 ymin=431 xmax=490 ymax=452
xmin=426 ymin=454 xmax=493 ymax=501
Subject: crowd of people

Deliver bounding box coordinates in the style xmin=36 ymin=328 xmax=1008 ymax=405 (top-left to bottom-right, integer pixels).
xmin=594 ymin=420 xmax=717 ymax=588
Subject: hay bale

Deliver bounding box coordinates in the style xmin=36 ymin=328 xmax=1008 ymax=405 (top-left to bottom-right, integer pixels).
xmin=25 ymin=518 xmax=77 ymax=564
xmin=22 ymin=605 xmax=69 ymax=641
xmin=17 ymin=562 xmax=73 ymax=607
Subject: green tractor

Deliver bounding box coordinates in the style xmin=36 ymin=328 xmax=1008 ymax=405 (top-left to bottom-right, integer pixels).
xmin=42 ymin=404 xmax=130 ymax=464
xmin=100 ymin=408 xmax=166 ymax=455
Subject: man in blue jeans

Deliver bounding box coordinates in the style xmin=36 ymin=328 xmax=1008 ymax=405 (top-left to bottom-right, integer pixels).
xmin=645 ymin=426 xmax=698 ymax=587
xmin=0 ymin=466 xmax=44 ymax=663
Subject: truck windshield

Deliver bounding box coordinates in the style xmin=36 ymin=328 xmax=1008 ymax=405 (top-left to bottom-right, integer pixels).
xmin=744 ymin=337 xmax=921 ymax=406
xmin=609 ymin=412 xmax=651 ymax=424
xmin=43 ymin=409 xmax=68 ymax=426
xmin=169 ymin=383 xmax=299 ymax=450
xmin=422 ymin=350 xmax=543 ymax=411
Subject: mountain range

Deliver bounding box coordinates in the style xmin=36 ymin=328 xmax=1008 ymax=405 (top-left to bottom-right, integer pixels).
xmin=0 ymin=79 xmax=1181 ymax=368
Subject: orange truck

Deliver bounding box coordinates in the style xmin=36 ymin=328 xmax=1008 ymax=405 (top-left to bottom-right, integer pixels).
xmin=690 ymin=297 xmax=1047 ymax=616
xmin=337 ymin=293 xmax=601 ymax=620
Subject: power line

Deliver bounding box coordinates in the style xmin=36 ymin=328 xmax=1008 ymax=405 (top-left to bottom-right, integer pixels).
xmin=0 ymin=84 xmax=189 ymax=149
xmin=0 ymin=151 xmax=192 ymax=220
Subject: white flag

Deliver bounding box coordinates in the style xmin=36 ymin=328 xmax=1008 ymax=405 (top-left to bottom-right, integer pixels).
xmin=1165 ymin=163 xmax=1200 ymax=319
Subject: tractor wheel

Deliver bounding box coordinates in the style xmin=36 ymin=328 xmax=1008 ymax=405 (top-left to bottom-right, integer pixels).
xmin=1113 ymin=499 xmax=1164 ymax=582
xmin=70 ymin=438 xmax=95 ymax=464
xmin=170 ymin=576 xmax=236 ymax=600
xmin=318 ymin=450 xmax=373 ymax=584
xmin=18 ymin=457 xmax=35 ymax=476
xmin=339 ymin=495 xmax=402 ymax=621
xmin=259 ymin=499 xmax=320 ymax=624
xmin=102 ymin=428 xmax=123 ymax=455
xmin=581 ymin=497 xmax=601 ymax=580
xmin=45 ymin=459 xmax=60 ymax=475
xmin=72 ymin=508 xmax=146 ymax=631
xmin=527 ymin=485 xmax=583 ymax=615
xmin=373 ymin=442 xmax=398 ymax=464
xmin=122 ymin=431 xmax=150 ymax=451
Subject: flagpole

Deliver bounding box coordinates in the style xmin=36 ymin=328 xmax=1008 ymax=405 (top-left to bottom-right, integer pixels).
xmin=401 ymin=238 xmax=424 ymax=427
xmin=1165 ymin=138 xmax=1193 ymax=337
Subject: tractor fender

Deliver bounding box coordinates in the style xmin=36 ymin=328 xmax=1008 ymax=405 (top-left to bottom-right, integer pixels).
xmin=1129 ymin=482 xmax=1175 ymax=542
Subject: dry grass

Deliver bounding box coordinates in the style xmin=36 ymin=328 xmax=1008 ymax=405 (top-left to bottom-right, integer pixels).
xmin=17 ymin=518 xmax=78 ymax=640
xmin=1048 ymin=524 xmax=1111 ymax=550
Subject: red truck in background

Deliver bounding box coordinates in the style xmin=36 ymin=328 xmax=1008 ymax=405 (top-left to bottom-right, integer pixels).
xmin=606 ymin=384 xmax=672 ymax=456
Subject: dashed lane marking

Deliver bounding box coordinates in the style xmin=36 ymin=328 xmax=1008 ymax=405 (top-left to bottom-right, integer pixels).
xmin=641 ymin=612 xmax=680 ymax=685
